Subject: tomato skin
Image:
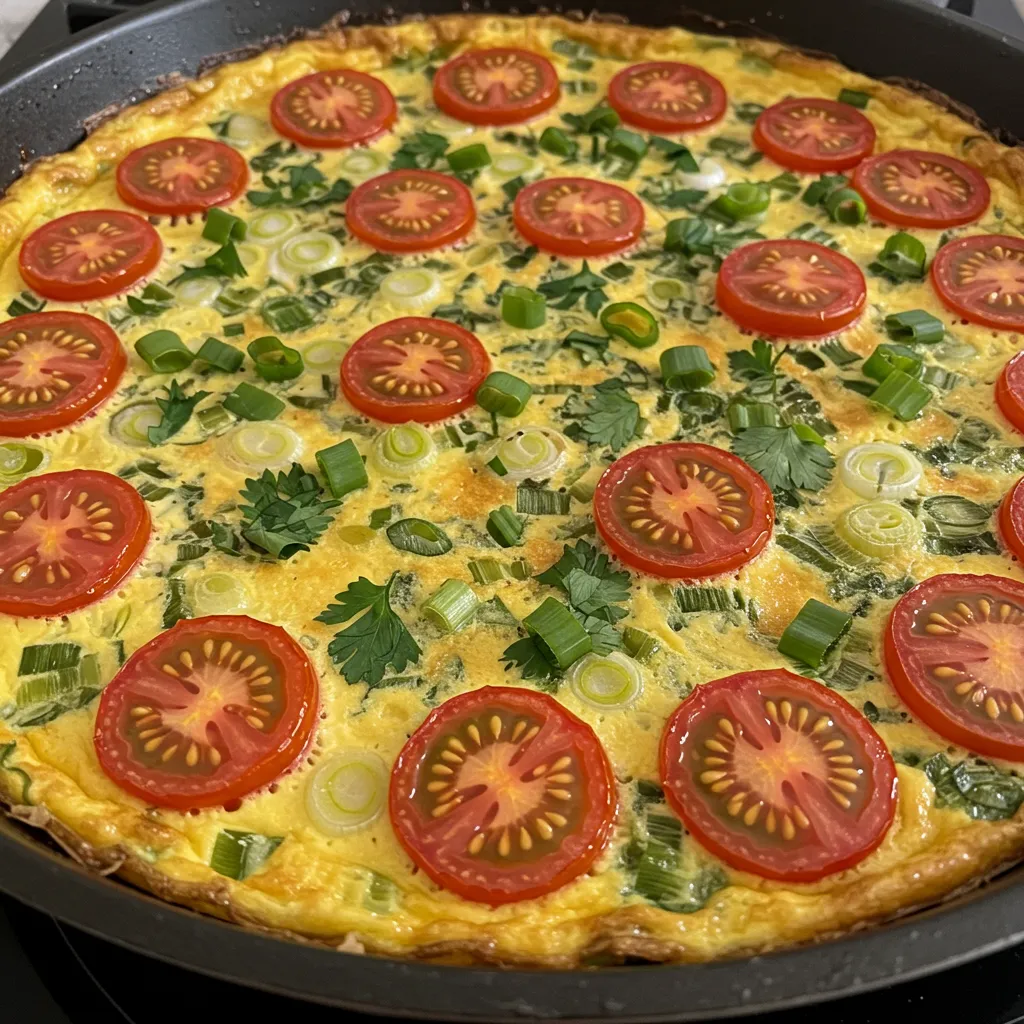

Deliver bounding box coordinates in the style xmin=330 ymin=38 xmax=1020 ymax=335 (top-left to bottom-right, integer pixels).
xmin=932 ymin=234 xmax=1024 ymax=332
xmin=606 ymin=62 xmax=727 ymax=133
xmin=852 ymin=149 xmax=990 ymax=228
xmin=271 ymin=70 xmax=397 ymax=148
xmin=389 ymin=686 xmax=617 ymax=905
xmin=19 ymin=210 xmax=162 ymax=301
xmin=340 ymin=316 xmax=490 ymax=423
xmin=999 ymin=479 xmax=1024 ymax=564
xmin=660 ymin=669 xmax=898 ymax=883
xmin=885 ymin=574 xmax=1024 ymax=761
xmin=116 ymin=137 xmax=248 ymax=214
xmin=716 ymin=239 xmax=866 ymax=338
xmin=593 ymin=442 xmax=774 ymax=580
xmin=94 ymin=615 xmax=318 ymax=810
xmin=752 ymin=98 xmax=875 ymax=172
xmin=432 ymin=48 xmax=560 ymax=126
xmin=0 ymin=470 xmax=150 ymax=618
xmin=0 ymin=312 xmax=126 ymax=437
xmin=996 ymin=352 xmax=1024 ymax=433
xmin=512 ymin=177 xmax=645 ymax=258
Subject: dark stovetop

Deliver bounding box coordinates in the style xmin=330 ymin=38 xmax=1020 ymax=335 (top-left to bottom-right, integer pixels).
xmin=4 ymin=0 xmax=1024 ymax=1020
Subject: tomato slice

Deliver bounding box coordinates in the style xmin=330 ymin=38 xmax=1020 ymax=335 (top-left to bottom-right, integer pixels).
xmin=432 ymin=48 xmax=559 ymax=126
xmin=0 ymin=313 xmax=126 ymax=437
xmin=752 ymin=98 xmax=875 ymax=172
xmin=594 ymin=442 xmax=774 ymax=580
xmin=116 ymin=137 xmax=248 ymax=215
xmin=606 ymin=62 xmax=727 ymax=133
xmin=997 ymin=351 xmax=1024 ymax=434
xmin=512 ymin=178 xmax=644 ymax=258
xmin=389 ymin=686 xmax=617 ymax=905
xmin=716 ymin=239 xmax=866 ymax=338
xmin=341 ymin=316 xmax=490 ymax=424
xmin=885 ymin=574 xmax=1024 ymax=761
xmin=932 ymin=234 xmax=1024 ymax=332
xmin=271 ymin=70 xmax=397 ymax=148
xmin=345 ymin=170 xmax=475 ymax=253
xmin=19 ymin=210 xmax=162 ymax=302
xmin=0 ymin=470 xmax=150 ymax=618
xmin=660 ymin=669 xmax=898 ymax=882
xmin=94 ymin=615 xmax=318 ymax=810
xmin=999 ymin=478 xmax=1024 ymax=564
xmin=852 ymin=150 xmax=990 ymax=228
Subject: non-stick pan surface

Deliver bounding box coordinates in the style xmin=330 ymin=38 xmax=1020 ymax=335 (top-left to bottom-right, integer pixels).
xmin=2 ymin=1 xmax=1024 ymax=1019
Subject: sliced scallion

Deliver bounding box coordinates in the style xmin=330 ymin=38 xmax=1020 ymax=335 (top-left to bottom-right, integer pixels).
xmin=447 ymin=143 xmax=491 ymax=172
xmin=0 ymin=442 xmax=48 ymax=483
xmin=248 ymin=209 xmax=302 ymax=246
xmin=175 ymin=277 xmax=223 ymax=307
xmin=707 ymin=181 xmax=770 ymax=222
xmin=221 ymin=422 xmax=302 ymax=472
xmin=248 ymin=335 xmax=303 ymax=382
xmin=678 ymin=157 xmax=725 ymax=191
xmin=379 ymin=268 xmax=442 ymax=309
xmin=863 ymin=343 xmax=922 ymax=383
xmin=605 ymin=127 xmax=648 ymax=162
xmin=501 ymin=285 xmax=546 ymax=329
xmin=261 ymin=295 xmax=314 ymax=333
xmin=274 ymin=231 xmax=343 ymax=279
xmin=135 ymin=330 xmax=193 ymax=373
xmin=491 ymin=151 xmax=540 ymax=179
xmin=110 ymin=402 xmax=163 ymax=447
xmin=516 ymin=486 xmax=570 ymax=515
xmin=222 ymin=112 xmax=267 ymax=145
xmin=222 ymin=382 xmax=285 ymax=421
xmin=476 ymin=372 xmax=533 ymax=417
xmin=339 ymin=148 xmax=390 ymax=179
xmin=302 ymin=338 xmax=346 ymax=372
xmin=872 ymin=232 xmax=927 ymax=280
xmin=838 ymin=88 xmax=870 ymax=109
xmin=469 ymin=558 xmax=508 ymax=584
xmin=371 ymin=423 xmax=436 ymax=478
xmin=727 ymin=401 xmax=780 ymax=431
xmin=661 ymin=346 xmax=716 ymax=391
xmin=539 ymin=127 xmax=576 ymax=158
xmin=836 ymin=500 xmax=920 ymax=558
xmin=223 ymin=322 xmax=246 ymax=337
xmin=884 ymin=309 xmax=945 ymax=344
xmin=600 ymin=302 xmax=659 ymax=349
xmin=525 ymin=598 xmax=592 ymax=670
xmin=839 ymin=442 xmax=922 ymax=499
xmin=210 ymin=830 xmax=283 ymax=881
xmin=196 ymin=336 xmax=244 ymax=372
xmin=192 ymin=573 xmax=250 ymax=615
xmin=871 ymin=369 xmax=932 ymax=420
xmin=486 ymin=505 xmax=525 ymax=547
xmin=622 ymin=627 xmax=660 ymax=663
xmin=386 ymin=518 xmax=453 ymax=556
xmin=489 ymin=429 xmax=567 ymax=481
xmin=305 ymin=752 xmax=388 ymax=836
xmin=203 ymin=207 xmax=246 ymax=245
xmin=316 ymin=438 xmax=367 ymax=498
xmin=197 ymin=404 xmax=232 ymax=432
xmin=422 ymin=579 xmax=479 ymax=632
xmin=777 ymin=598 xmax=852 ymax=668
xmin=824 ymin=187 xmax=866 ymax=225
xmin=569 ymin=651 xmax=643 ymax=709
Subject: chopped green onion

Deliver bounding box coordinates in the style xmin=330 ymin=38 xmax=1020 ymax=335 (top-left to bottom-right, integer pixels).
xmin=502 ymin=176 xmax=526 ymax=201
xmin=839 ymin=442 xmax=922 ymax=499
xmin=18 ymin=643 xmax=81 ymax=675
xmin=339 ymin=148 xmax=390 ymax=179
xmin=0 ymin=442 xmax=48 ymax=483
xmin=476 ymin=372 xmax=533 ymax=416
xmin=600 ymin=302 xmax=659 ymax=349
xmin=422 ymin=579 xmax=479 ymax=632
xmin=792 ymin=423 xmax=827 ymax=446
xmin=109 ymin=402 xmax=163 ymax=446
xmin=386 ymin=518 xmax=453 ymax=556
xmin=824 ymin=187 xmax=866 ymax=225
xmin=872 ymin=232 xmax=927 ymax=280
xmin=778 ymin=598 xmax=852 ymax=668
xmin=261 ymin=295 xmax=314 ymax=333
xmin=203 ymin=207 xmax=247 ymax=244
xmin=836 ymin=500 xmax=920 ymax=558
xmin=802 ymin=173 xmax=848 ymax=207
xmin=371 ymin=423 xmax=436 ymax=478
xmin=6 ymin=290 xmax=46 ymax=318
xmin=274 ymin=231 xmax=343 ymax=279
xmin=884 ymin=309 xmax=945 ymax=344
xmin=490 ymin=429 xmax=566 ymax=481
xmin=708 ymin=182 xmax=771 ymax=222
xmin=379 ymin=268 xmax=442 ymax=309
xmin=569 ymin=651 xmax=643 ymax=709
xmin=516 ymin=486 xmax=570 ymax=515
xmin=135 ymin=330 xmax=194 ymax=373
xmin=175 ymin=277 xmax=222 ymax=307
xmin=572 ymin=103 xmax=620 ymax=134
xmin=248 ymin=209 xmax=301 ymax=246
xmin=871 ymin=369 xmax=932 ymax=420
xmin=305 ymin=752 xmax=388 ymax=836
xmin=838 ymin=88 xmax=870 ymax=109
xmin=490 ymin=151 xmax=540 ymax=179
xmin=605 ymin=127 xmax=648 ymax=162
xmin=447 ymin=143 xmax=491 ymax=172
xmin=661 ymin=346 xmax=716 ymax=391
xmin=487 ymin=455 xmax=508 ymax=477
xmin=487 ymin=505 xmax=525 ymax=547
xmin=192 ymin=573 xmax=250 ymax=615
xmin=678 ymin=157 xmax=724 ymax=189
xmin=247 ymin=335 xmax=304 ymax=381
xmin=221 ymin=422 xmax=302 ymax=472
xmin=469 ymin=558 xmax=507 ymax=584
xmin=222 ymin=113 xmax=267 ymax=145
xmin=501 ymin=285 xmax=546 ymax=329
xmin=222 ymin=382 xmax=285 ymax=421
xmin=622 ymin=627 xmax=660 ymax=663
xmin=727 ymin=401 xmax=780 ymax=431
xmin=303 ymin=338 xmax=346 ymax=372
xmin=210 ymin=830 xmax=283 ymax=880
xmin=525 ymin=598 xmax=592 ymax=669
xmin=316 ymin=438 xmax=367 ymax=498
xmin=196 ymin=336 xmax=244 ymax=372
xmin=863 ymin=343 xmax=922 ymax=383
xmin=197 ymin=404 xmax=232 ymax=432
xmin=539 ymin=126 xmax=576 ymax=158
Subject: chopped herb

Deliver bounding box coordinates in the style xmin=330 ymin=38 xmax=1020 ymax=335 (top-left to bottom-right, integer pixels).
xmin=732 ymin=426 xmax=834 ymax=494
xmin=564 ymin=379 xmax=641 ymax=452
xmin=562 ymin=330 xmax=611 ymax=365
xmin=537 ymin=260 xmax=609 ymax=316
xmin=924 ymin=753 xmax=1024 ymax=821
xmin=6 ymin=290 xmax=46 ymax=318
xmin=248 ymin=159 xmax=352 ymax=207
xmin=390 ymin=131 xmax=449 ymax=170
xmin=147 ymin=380 xmax=211 ymax=445
xmin=210 ymin=830 xmax=283 ymax=880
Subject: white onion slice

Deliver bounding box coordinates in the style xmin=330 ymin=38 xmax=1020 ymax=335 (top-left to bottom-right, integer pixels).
xmin=839 ymin=443 xmax=922 ymax=499
xmin=219 ymin=422 xmax=303 ymax=472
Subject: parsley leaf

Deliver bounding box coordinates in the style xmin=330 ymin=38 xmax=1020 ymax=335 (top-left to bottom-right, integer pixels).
xmin=563 ymin=567 xmax=629 ymax=623
xmin=247 ymin=160 xmax=352 ymax=208
xmin=566 ymin=379 xmax=640 ymax=451
xmin=562 ymin=330 xmax=611 ymax=365
xmin=727 ymin=338 xmax=778 ymax=380
xmin=170 ymin=240 xmax=248 ymax=284
xmin=147 ymin=380 xmax=211 ymax=445
xmin=537 ymin=261 xmax=609 ymax=316
xmin=390 ymin=131 xmax=449 ymax=170
xmin=316 ymin=573 xmax=422 ymax=687
xmin=500 ymin=636 xmax=557 ymax=682
xmin=238 ymin=463 xmax=341 ymax=559
xmin=732 ymin=426 xmax=835 ymax=494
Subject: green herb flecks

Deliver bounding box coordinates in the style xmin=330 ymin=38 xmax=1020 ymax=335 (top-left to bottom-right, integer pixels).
xmin=146 ymin=380 xmax=211 ymax=445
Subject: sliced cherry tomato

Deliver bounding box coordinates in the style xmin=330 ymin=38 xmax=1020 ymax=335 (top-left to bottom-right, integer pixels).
xmin=19 ymin=210 xmax=162 ymax=302
xmin=932 ymin=234 xmax=1024 ymax=332
xmin=885 ymin=574 xmax=1024 ymax=760
xmin=345 ymin=170 xmax=475 ymax=253
xmin=752 ymin=98 xmax=875 ymax=172
xmin=852 ymin=150 xmax=990 ymax=228
xmin=116 ymin=137 xmax=248 ymax=215
xmin=997 ymin=352 xmax=1024 ymax=434
xmin=94 ymin=615 xmax=318 ymax=810
xmin=716 ymin=239 xmax=866 ymax=338
xmin=606 ymin=62 xmax=727 ymax=133
xmin=660 ymin=669 xmax=897 ymax=882
xmin=341 ymin=316 xmax=490 ymax=423
xmin=512 ymin=178 xmax=644 ymax=258
xmin=0 ymin=470 xmax=150 ymax=618
xmin=999 ymin=478 xmax=1024 ymax=564
xmin=432 ymin=48 xmax=559 ymax=126
xmin=0 ymin=313 xmax=126 ymax=437
xmin=594 ymin=442 xmax=774 ymax=580
xmin=271 ymin=69 xmax=397 ymax=148
xmin=389 ymin=685 xmax=617 ymax=905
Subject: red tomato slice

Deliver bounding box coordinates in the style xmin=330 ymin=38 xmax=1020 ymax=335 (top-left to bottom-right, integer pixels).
xmin=999 ymin=478 xmax=1024 ymax=564
xmin=340 ymin=316 xmax=490 ymax=423
xmin=932 ymin=234 xmax=1024 ymax=332
xmin=594 ymin=442 xmax=774 ymax=580
xmin=997 ymin=352 xmax=1024 ymax=433
xmin=512 ymin=178 xmax=644 ymax=258
xmin=271 ymin=70 xmax=397 ymax=148
xmin=116 ymin=137 xmax=248 ymax=215
xmin=19 ymin=210 xmax=162 ymax=302
xmin=345 ymin=170 xmax=475 ymax=253
xmin=852 ymin=150 xmax=990 ymax=228
xmin=660 ymin=669 xmax=898 ymax=882
xmin=432 ymin=48 xmax=559 ymax=126
xmin=94 ymin=615 xmax=318 ymax=810
xmin=885 ymin=574 xmax=1024 ymax=760
xmin=0 ymin=313 xmax=126 ymax=437
xmin=716 ymin=239 xmax=866 ymax=338
xmin=389 ymin=686 xmax=617 ymax=905
xmin=0 ymin=470 xmax=150 ymax=618
xmin=606 ymin=62 xmax=727 ymax=133
xmin=752 ymin=98 xmax=875 ymax=173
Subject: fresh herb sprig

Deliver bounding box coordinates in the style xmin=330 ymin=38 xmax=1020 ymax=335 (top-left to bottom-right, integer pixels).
xmin=537 ymin=261 xmax=610 ymax=316
xmin=248 ymin=160 xmax=352 ymax=208
xmin=563 ymin=379 xmax=641 ymax=452
xmin=148 ymin=380 xmax=211 ymax=445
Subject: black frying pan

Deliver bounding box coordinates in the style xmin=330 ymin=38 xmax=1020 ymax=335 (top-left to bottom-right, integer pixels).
xmin=2 ymin=1 xmax=1024 ymax=1019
